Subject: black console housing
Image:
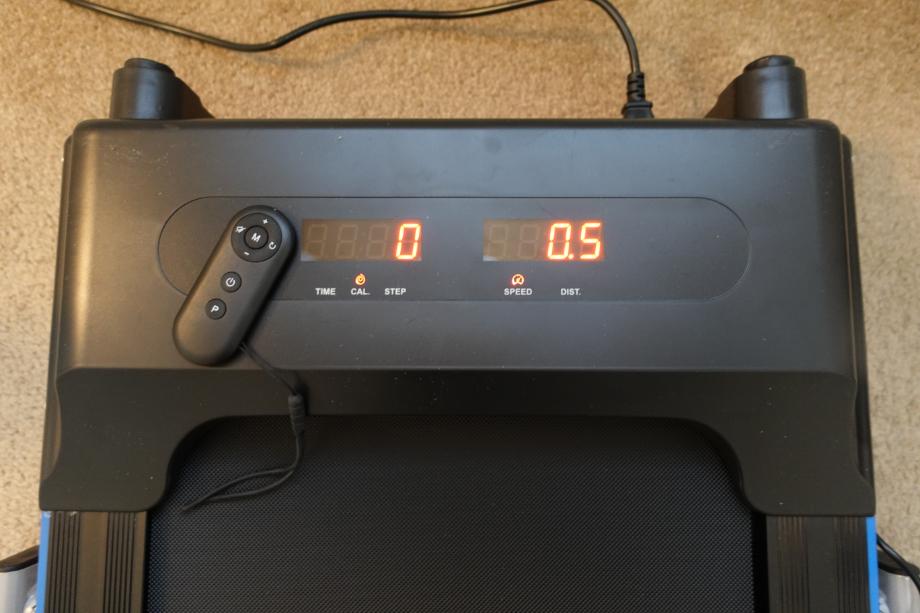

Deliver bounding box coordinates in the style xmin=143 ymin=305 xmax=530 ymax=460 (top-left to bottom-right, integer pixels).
xmin=37 ymin=58 xmax=875 ymax=613
xmin=43 ymin=115 xmax=872 ymax=512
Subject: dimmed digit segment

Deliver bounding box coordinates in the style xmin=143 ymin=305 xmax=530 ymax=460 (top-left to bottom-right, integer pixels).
xmin=301 ymin=219 xmax=423 ymax=262
xmin=483 ymin=219 xmax=605 ymax=262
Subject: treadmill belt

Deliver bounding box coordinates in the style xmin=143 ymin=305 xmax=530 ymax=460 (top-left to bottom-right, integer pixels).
xmin=147 ymin=417 xmax=757 ymax=612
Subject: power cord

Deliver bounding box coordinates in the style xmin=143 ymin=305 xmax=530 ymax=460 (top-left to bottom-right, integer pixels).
xmin=878 ymin=534 xmax=920 ymax=597
xmin=182 ymin=343 xmax=306 ymax=511
xmin=63 ymin=0 xmax=653 ymax=118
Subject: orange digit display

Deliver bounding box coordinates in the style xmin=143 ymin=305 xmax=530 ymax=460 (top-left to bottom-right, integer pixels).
xmin=394 ymin=222 xmax=422 ymax=260
xmin=302 ymin=219 xmax=422 ymax=261
xmin=579 ymin=221 xmax=603 ymax=260
xmin=484 ymin=219 xmax=604 ymax=262
xmin=546 ymin=222 xmax=573 ymax=260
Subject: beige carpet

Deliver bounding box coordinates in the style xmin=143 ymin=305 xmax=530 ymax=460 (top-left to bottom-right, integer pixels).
xmin=1 ymin=0 xmax=917 ymax=563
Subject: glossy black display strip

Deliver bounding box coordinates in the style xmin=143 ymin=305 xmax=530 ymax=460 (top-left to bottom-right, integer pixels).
xmin=302 ymin=218 xmax=423 ymax=261
xmin=483 ymin=219 xmax=606 ymax=261
xmin=161 ymin=197 xmax=749 ymax=301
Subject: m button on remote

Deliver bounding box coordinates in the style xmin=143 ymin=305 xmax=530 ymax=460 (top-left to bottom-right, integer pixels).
xmin=245 ymin=227 xmax=268 ymax=249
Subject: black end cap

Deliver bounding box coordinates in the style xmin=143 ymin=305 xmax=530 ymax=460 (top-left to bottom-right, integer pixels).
xmin=707 ymin=55 xmax=808 ymax=120
xmin=110 ymin=58 xmax=212 ymax=120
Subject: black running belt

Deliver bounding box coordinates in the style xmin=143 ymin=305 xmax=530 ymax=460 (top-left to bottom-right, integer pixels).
xmin=147 ymin=417 xmax=758 ymax=612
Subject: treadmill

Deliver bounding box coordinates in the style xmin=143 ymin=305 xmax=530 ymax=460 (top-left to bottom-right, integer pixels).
xmin=5 ymin=1 xmax=918 ymax=610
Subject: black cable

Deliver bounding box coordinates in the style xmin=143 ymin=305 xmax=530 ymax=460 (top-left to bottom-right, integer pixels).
xmin=241 ymin=342 xmax=300 ymax=395
xmin=182 ymin=344 xmax=306 ymax=511
xmin=62 ymin=0 xmax=652 ymax=117
xmin=63 ymin=0 xmax=638 ymax=69
xmin=181 ymin=436 xmax=303 ymax=511
xmin=878 ymin=534 xmax=920 ymax=597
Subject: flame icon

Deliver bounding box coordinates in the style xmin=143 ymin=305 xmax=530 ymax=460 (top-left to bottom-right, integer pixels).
xmin=354 ymin=273 xmax=367 ymax=286
xmin=511 ymin=273 xmax=526 ymax=286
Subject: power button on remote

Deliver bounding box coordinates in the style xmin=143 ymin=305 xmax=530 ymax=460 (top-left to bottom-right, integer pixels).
xmin=221 ymin=272 xmax=241 ymax=293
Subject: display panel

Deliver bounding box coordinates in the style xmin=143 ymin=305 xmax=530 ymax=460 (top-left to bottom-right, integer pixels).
xmin=163 ymin=197 xmax=748 ymax=301
xmin=484 ymin=219 xmax=605 ymax=261
xmin=302 ymin=219 xmax=422 ymax=261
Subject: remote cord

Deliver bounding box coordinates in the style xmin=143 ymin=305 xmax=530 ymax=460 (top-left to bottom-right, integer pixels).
xmin=182 ymin=344 xmax=306 ymax=511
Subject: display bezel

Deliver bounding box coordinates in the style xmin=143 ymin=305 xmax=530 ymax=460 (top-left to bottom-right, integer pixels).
xmin=301 ymin=218 xmax=424 ymax=262
xmin=482 ymin=218 xmax=606 ymax=262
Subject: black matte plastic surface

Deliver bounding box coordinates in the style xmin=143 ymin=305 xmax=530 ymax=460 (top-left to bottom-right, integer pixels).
xmin=41 ymin=119 xmax=872 ymax=518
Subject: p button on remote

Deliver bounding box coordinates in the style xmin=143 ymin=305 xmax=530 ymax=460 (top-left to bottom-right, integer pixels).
xmin=206 ymin=299 xmax=226 ymax=319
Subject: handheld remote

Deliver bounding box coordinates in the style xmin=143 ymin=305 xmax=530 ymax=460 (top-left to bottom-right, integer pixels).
xmin=173 ymin=206 xmax=295 ymax=365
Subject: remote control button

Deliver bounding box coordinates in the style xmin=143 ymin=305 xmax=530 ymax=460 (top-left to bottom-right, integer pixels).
xmin=232 ymin=213 xmax=284 ymax=262
xmin=221 ymin=272 xmax=242 ymax=293
xmin=205 ymin=299 xmax=226 ymax=320
xmin=245 ymin=227 xmax=268 ymax=249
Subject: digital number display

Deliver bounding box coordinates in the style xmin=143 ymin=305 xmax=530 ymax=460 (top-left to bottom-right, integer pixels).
xmin=483 ymin=220 xmax=605 ymax=261
xmin=302 ymin=219 xmax=422 ymax=261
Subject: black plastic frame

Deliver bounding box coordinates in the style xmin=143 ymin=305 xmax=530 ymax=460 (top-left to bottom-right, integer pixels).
xmin=41 ymin=118 xmax=872 ymax=515
xmin=38 ymin=115 xmax=874 ymax=612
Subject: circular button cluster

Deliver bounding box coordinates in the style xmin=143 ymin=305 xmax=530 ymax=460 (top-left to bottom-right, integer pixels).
xmin=231 ymin=213 xmax=283 ymax=262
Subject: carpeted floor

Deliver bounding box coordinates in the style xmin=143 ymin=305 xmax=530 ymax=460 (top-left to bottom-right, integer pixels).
xmin=1 ymin=0 xmax=917 ymax=565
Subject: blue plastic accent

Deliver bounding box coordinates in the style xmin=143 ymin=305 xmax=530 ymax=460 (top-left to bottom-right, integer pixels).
xmin=35 ymin=512 xmax=50 ymax=613
xmin=867 ymin=516 xmax=879 ymax=613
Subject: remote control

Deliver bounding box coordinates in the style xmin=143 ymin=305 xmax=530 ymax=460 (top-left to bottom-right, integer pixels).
xmin=173 ymin=206 xmax=295 ymax=365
